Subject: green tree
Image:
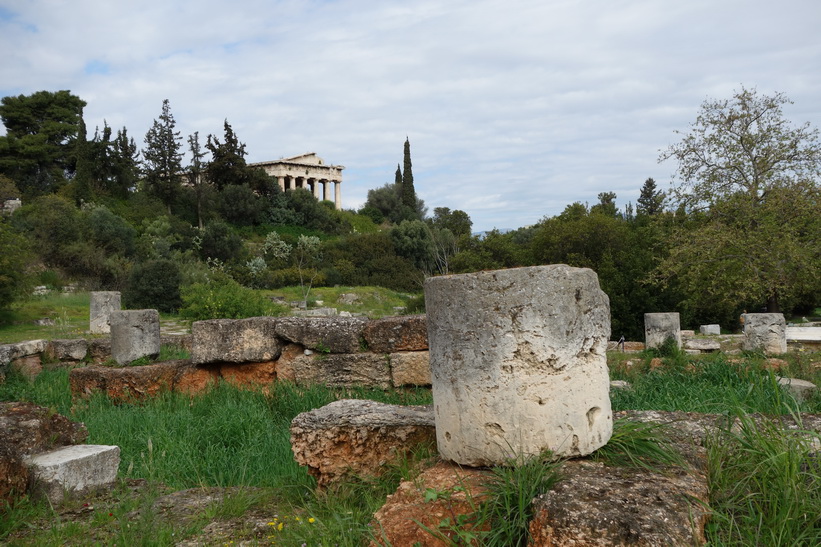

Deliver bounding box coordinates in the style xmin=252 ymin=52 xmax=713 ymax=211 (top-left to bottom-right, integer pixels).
xmin=110 ymin=127 xmax=140 ymax=199
xmin=72 ymin=112 xmax=94 ymax=204
xmin=142 ymin=99 xmax=183 ymax=214
xmin=0 ymin=90 xmax=86 ymax=196
xmin=636 ymin=177 xmax=665 ymax=217
xmin=187 ymin=131 xmax=209 ymax=229
xmin=658 ymin=87 xmax=821 ymax=313
xmin=401 ymin=137 xmax=418 ymax=214
xmin=429 ymin=207 xmax=472 ymax=237
xmin=590 ymin=191 xmax=618 ymax=217
xmin=0 ymin=221 xmax=31 ymax=309
xmin=206 ymin=119 xmax=249 ymax=191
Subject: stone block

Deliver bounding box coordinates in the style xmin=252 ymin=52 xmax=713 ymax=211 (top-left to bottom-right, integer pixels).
xmin=87 ymin=338 xmax=112 ymax=365
xmin=389 ymin=351 xmax=431 ymax=386
xmin=290 ymin=399 xmax=435 ymax=487
xmin=110 ymin=309 xmax=161 ymax=365
xmin=26 ymin=444 xmax=120 ymax=504
xmin=369 ymin=461 xmax=490 ymax=546
xmin=700 ymin=324 xmax=721 ymax=335
xmin=89 ymin=291 xmax=121 ymax=334
xmin=528 ymin=460 xmax=709 ymax=546
xmin=274 ymin=316 xmax=367 ymax=353
xmin=363 ymin=315 xmax=428 ymax=353
xmin=777 ymin=377 xmax=817 ymax=403
xmin=218 ymin=361 xmax=277 ymax=391
xmin=46 ymin=339 xmax=88 ymax=363
xmin=742 ymin=313 xmax=787 ymax=355
xmin=644 ymin=312 xmax=681 ymax=349
xmin=191 ymin=317 xmax=281 ymax=365
xmin=684 ymin=338 xmax=721 ymax=352
xmin=11 ymin=355 xmax=42 ymax=379
xmin=424 ymin=264 xmax=612 ymax=465
xmin=288 ymin=353 xmax=391 ymax=389
xmin=69 ymin=360 xmax=194 ymax=401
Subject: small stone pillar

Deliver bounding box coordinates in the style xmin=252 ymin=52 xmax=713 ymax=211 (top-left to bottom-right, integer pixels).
xmin=742 ymin=313 xmax=786 ymax=355
xmin=110 ymin=310 xmax=161 ymax=365
xmin=424 ymin=264 xmax=612 ymax=466
xmin=89 ymin=291 xmax=121 ymax=334
xmin=699 ymin=324 xmax=720 ymax=335
xmin=644 ymin=313 xmax=681 ymax=350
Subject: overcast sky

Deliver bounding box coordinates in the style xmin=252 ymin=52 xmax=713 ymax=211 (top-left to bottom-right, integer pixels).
xmin=2 ymin=0 xmax=820 ymax=232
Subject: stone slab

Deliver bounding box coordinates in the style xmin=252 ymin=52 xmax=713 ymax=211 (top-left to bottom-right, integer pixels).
xmin=363 ymin=315 xmax=428 ymax=353
xmin=389 ymin=351 xmax=431 ymax=386
xmin=26 ymin=444 xmax=120 ymax=504
xmin=274 ymin=316 xmax=367 ymax=353
xmin=191 ymin=317 xmax=281 ymax=365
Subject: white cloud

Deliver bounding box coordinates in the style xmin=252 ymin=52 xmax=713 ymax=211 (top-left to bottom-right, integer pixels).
xmin=1 ymin=0 xmax=820 ymax=231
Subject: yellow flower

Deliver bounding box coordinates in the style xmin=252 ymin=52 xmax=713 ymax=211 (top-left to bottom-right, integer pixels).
xmin=308 ymin=517 xmax=316 ymax=523
xmin=277 ymin=522 xmax=284 ymax=531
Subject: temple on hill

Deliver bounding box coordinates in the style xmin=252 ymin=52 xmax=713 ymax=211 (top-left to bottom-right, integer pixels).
xmin=250 ymin=153 xmax=344 ymax=209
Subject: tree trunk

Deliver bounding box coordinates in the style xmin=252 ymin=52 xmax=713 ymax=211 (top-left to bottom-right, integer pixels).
xmin=766 ymin=291 xmax=781 ymax=313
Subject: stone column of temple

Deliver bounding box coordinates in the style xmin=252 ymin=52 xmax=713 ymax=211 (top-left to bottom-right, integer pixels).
xmin=311 ymin=178 xmax=321 ymax=199
xmin=295 ymin=177 xmax=304 ymax=189
xmin=276 ymin=176 xmax=285 ymax=192
xmin=334 ymin=181 xmax=342 ymax=210
xmin=323 ymin=180 xmax=331 ymax=202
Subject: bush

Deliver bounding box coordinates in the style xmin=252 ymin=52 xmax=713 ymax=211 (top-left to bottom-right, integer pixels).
xmin=124 ymin=259 xmax=182 ymax=312
xmin=198 ymin=220 xmax=244 ymax=262
xmin=179 ymin=274 xmax=288 ymax=320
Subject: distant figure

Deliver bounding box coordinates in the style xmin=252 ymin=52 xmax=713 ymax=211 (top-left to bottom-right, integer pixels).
xmin=739 ymin=310 xmax=747 ymax=332
xmin=618 ymin=335 xmax=625 ymax=352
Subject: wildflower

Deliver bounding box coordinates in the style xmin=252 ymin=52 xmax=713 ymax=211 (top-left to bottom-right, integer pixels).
xmin=308 ymin=517 xmax=316 ymax=523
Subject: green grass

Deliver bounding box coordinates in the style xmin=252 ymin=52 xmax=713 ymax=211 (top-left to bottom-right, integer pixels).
xmin=266 ymin=285 xmax=420 ymax=318
xmin=0 ymin=292 xmax=91 ymax=343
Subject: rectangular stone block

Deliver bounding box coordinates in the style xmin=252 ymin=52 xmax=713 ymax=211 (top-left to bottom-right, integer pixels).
xmin=110 ymin=309 xmax=161 ymax=365
xmin=363 ymin=315 xmax=428 ymax=353
xmin=644 ymin=312 xmax=681 ymax=349
xmin=289 ymin=353 xmax=391 ymax=389
xmin=742 ymin=313 xmax=787 ymax=355
xmin=274 ymin=316 xmax=367 ymax=353
xmin=191 ymin=317 xmax=281 ymax=365
xmin=389 ymin=351 xmax=431 ymax=386
xmin=25 ymin=444 xmax=120 ymax=504
xmin=89 ymin=291 xmax=121 ymax=334
xmin=699 ymin=324 xmax=720 ymax=335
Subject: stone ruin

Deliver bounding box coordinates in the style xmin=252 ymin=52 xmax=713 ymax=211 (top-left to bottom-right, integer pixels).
xmin=89 ymin=291 xmax=121 ymax=334
xmin=424 ymin=264 xmax=613 ymax=464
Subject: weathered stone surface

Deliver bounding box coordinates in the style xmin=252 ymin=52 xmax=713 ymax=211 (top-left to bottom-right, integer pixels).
xmin=87 ymin=338 xmax=112 ymax=365
xmin=742 ymin=313 xmax=787 ymax=354
xmin=272 ymin=343 xmax=304 ymax=382
xmin=11 ymin=355 xmax=42 ymax=379
xmin=528 ymin=460 xmax=709 ymax=546
xmin=110 ymin=309 xmax=161 ymax=365
xmin=218 ymin=361 xmax=277 ymax=391
xmin=684 ymin=338 xmax=721 ymax=352
xmin=777 ymin=377 xmax=817 ymax=403
xmin=644 ymin=312 xmax=681 ymax=349
xmin=0 ymin=402 xmax=88 ymax=505
xmin=45 ymin=339 xmax=88 ymax=364
xmin=425 ymin=265 xmax=612 ymax=465
xmin=370 ymin=461 xmax=490 ymax=547
xmin=363 ymin=315 xmax=428 ymax=353
xmin=389 ymin=351 xmax=431 ymax=386
xmin=289 ymin=353 xmax=392 ymax=389
xmin=69 ymin=360 xmax=194 ymax=401
xmin=610 ymin=380 xmax=632 ymax=391
xmin=274 ymin=316 xmax=367 ymax=353
xmin=700 ymin=324 xmax=721 ymax=335
xmin=290 ymin=399 xmax=436 ymax=486
xmin=175 ymin=365 xmax=220 ymax=395
xmin=26 ymin=444 xmax=120 ymax=504
xmin=89 ymin=291 xmax=121 ymax=334
xmin=191 ymin=317 xmax=281 ymax=365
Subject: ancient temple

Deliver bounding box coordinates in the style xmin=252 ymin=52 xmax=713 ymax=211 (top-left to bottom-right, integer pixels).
xmin=250 ymin=153 xmax=344 ymax=209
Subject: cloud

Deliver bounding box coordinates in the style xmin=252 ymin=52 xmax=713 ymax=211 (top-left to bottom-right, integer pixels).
xmin=2 ymin=0 xmax=820 ymax=231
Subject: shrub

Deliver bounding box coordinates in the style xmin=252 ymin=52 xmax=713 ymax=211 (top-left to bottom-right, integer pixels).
xmin=124 ymin=259 xmax=182 ymax=312
xmin=179 ymin=273 xmax=288 ymax=320
xmin=198 ymin=220 xmax=244 ymax=262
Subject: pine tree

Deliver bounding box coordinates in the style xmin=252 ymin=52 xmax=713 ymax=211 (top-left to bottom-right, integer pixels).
xmin=206 ymin=119 xmax=249 ymax=190
xmin=636 ymin=177 xmax=665 ymax=216
xmin=394 ymin=164 xmax=402 ymax=186
xmin=142 ymin=99 xmax=183 ymax=214
xmin=72 ymin=111 xmax=93 ymax=204
xmin=401 ymin=137 xmax=416 ymax=211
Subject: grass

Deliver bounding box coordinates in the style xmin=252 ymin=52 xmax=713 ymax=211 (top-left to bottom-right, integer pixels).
xmin=2 ymin=348 xmax=821 ymax=544
xmin=265 ymin=285 xmax=420 ymax=318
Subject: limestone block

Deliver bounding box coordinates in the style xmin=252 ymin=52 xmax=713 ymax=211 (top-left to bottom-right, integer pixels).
xmin=191 ymin=317 xmax=281 ymax=365
xmin=110 ymin=310 xmax=161 ymax=365
xmin=69 ymin=360 xmax=194 ymax=401
xmin=644 ymin=312 xmax=681 ymax=349
xmin=363 ymin=315 xmax=428 ymax=353
xmin=684 ymin=338 xmax=721 ymax=352
xmin=742 ymin=313 xmax=787 ymax=354
xmin=288 ymin=353 xmax=391 ymax=389
xmin=369 ymin=461 xmax=490 ymax=546
xmin=87 ymin=338 xmax=112 ymax=365
xmin=389 ymin=351 xmax=431 ymax=386
xmin=89 ymin=291 xmax=121 ymax=334
xmin=777 ymin=377 xmax=817 ymax=403
xmin=424 ymin=264 xmax=612 ymax=465
xmin=26 ymin=445 xmax=120 ymax=504
xmin=46 ymin=339 xmax=88 ymax=363
xmin=700 ymin=324 xmax=721 ymax=335
xmin=11 ymin=355 xmax=42 ymax=379
xmin=274 ymin=316 xmax=367 ymax=353
xmin=290 ymin=399 xmax=435 ymax=486
xmin=0 ymin=444 xmax=28 ymax=505
xmin=218 ymin=361 xmax=277 ymax=391
xmin=528 ymin=460 xmax=709 ymax=546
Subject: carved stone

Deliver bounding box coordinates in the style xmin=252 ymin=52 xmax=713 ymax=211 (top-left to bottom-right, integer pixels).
xmin=424 ymin=265 xmax=612 ymax=465
xmin=191 ymin=317 xmax=281 ymax=365
xmin=89 ymin=291 xmax=121 ymax=334
xmin=742 ymin=313 xmax=787 ymax=355
xmin=644 ymin=312 xmax=681 ymax=349
xmin=110 ymin=309 xmax=161 ymax=365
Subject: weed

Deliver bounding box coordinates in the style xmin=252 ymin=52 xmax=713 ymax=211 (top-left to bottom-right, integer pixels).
xmin=592 ymin=418 xmax=686 ymax=471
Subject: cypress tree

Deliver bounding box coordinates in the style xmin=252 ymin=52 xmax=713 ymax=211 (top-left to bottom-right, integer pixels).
xmin=394 ymin=163 xmax=402 ymax=186
xmin=401 ymin=137 xmax=416 ymax=210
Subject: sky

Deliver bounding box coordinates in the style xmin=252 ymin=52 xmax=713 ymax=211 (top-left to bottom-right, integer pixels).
xmin=1 ymin=0 xmax=820 ymax=232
